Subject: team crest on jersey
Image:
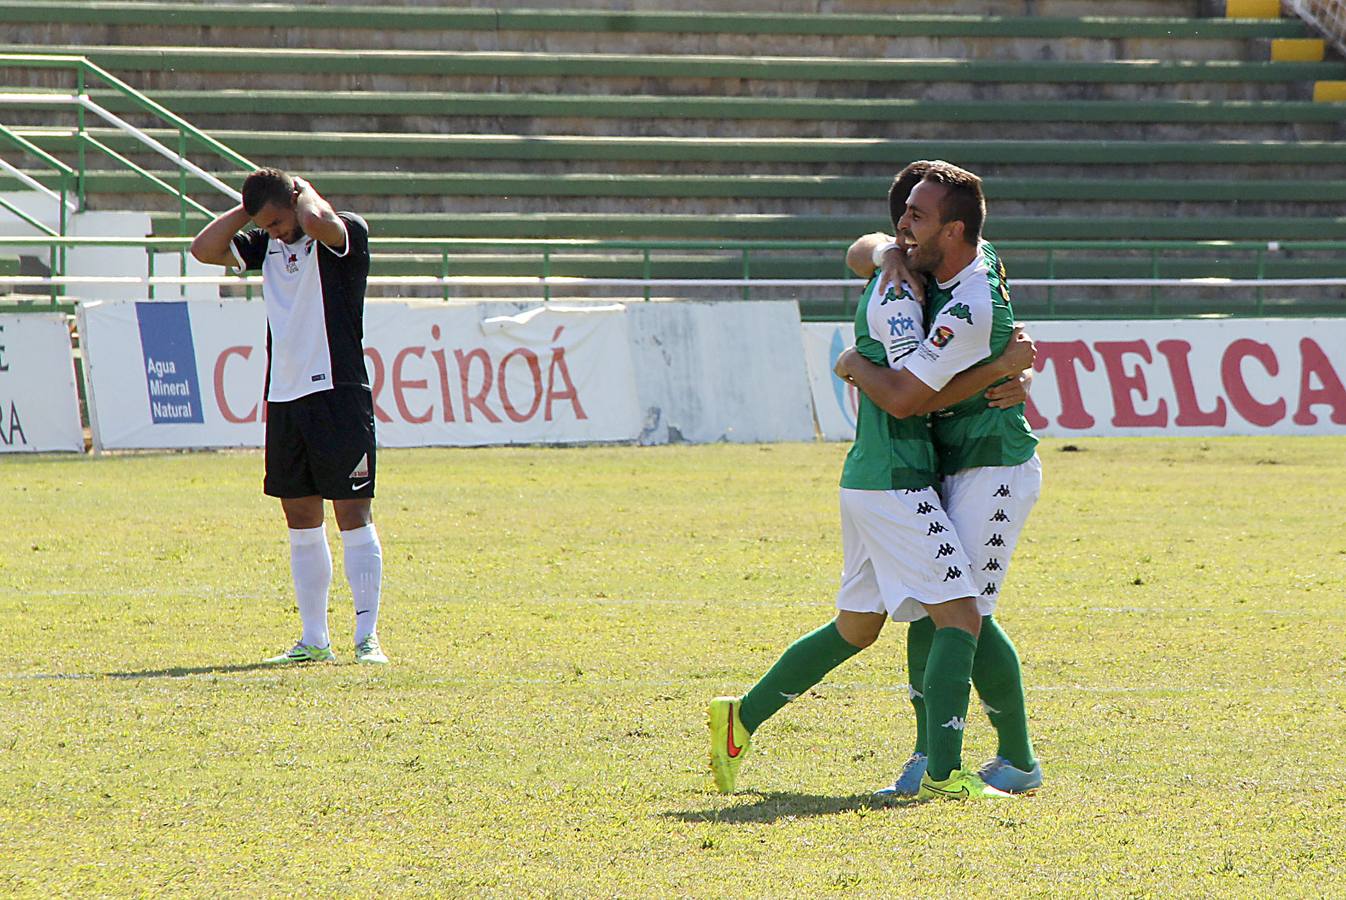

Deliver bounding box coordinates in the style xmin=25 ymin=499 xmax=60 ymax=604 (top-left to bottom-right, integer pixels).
xmin=931 ymin=325 xmax=955 ymax=348
xmin=946 ymin=303 xmax=973 ymax=324
xmin=285 ymin=252 xmax=300 ymax=274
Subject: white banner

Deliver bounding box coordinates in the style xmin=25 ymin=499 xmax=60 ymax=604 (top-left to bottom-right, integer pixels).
xmin=79 ymin=299 xmax=642 ymax=450
xmin=802 ymin=317 xmax=1346 ymax=439
xmin=800 ymin=321 xmax=858 ymax=441
xmin=1023 ymin=319 xmax=1346 ymax=437
xmin=0 ymin=314 xmax=83 ymax=452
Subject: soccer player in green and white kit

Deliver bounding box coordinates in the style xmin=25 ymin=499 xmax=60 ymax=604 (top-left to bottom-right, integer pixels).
xmin=841 ymin=160 xmax=1044 ymax=796
xmin=706 ymin=164 xmax=1037 ymax=802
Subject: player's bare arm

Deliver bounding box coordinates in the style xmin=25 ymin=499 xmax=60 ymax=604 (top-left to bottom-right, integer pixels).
xmin=835 ymin=326 xmax=1036 ymax=419
xmin=293 ymin=178 xmax=346 ymax=252
xmin=189 ymin=205 xmax=251 ymax=268
xmin=845 ymin=232 xmax=925 ymax=304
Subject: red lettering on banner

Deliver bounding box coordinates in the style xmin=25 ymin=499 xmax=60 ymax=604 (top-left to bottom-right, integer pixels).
xmin=1221 ymin=339 xmax=1285 ymax=427
xmin=363 ymin=348 xmax=394 ymax=423
xmin=1155 ymin=340 xmax=1226 ymax=427
xmin=214 ymin=345 xmax=257 ymax=423
xmin=430 ymin=325 xmax=456 ymax=422
xmin=545 ymin=327 xmax=587 ymax=421
xmin=1293 ymin=338 xmax=1346 ymax=425
xmin=456 ymin=348 xmax=502 ymax=423
xmin=498 ymin=347 xmax=543 ymax=423
xmin=1035 ymin=340 xmax=1095 ymax=429
xmin=1095 ymin=340 xmax=1167 ymax=427
xmin=392 ymin=347 xmax=432 ymax=424
xmin=1021 ymin=393 xmax=1048 ymax=431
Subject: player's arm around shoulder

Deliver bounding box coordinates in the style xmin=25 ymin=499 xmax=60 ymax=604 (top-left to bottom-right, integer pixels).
xmin=294 ymin=178 xmax=348 ymax=254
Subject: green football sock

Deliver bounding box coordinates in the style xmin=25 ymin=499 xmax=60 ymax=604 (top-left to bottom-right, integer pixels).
xmin=738 ymin=620 xmax=863 ymax=734
xmin=906 ymin=617 xmax=936 ymax=755
xmin=923 ymin=626 xmax=978 ymax=782
xmin=972 ymin=615 xmax=1037 ymax=771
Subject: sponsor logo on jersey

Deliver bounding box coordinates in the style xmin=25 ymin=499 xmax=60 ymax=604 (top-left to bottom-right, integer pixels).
xmin=931 ymin=325 xmax=955 ymax=348
xmin=888 ymin=313 xmax=916 ymax=336
xmin=946 ymin=303 xmax=974 ymax=324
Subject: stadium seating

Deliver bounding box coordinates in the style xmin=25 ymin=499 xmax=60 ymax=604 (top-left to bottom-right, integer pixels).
xmin=0 ymin=0 xmax=1343 ymax=315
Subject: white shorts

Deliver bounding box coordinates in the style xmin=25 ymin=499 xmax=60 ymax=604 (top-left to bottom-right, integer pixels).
xmin=940 ymin=454 xmax=1043 ymax=617
xmin=835 ymin=486 xmax=980 ymax=623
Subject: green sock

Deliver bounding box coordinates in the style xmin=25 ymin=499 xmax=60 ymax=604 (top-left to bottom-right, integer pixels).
xmin=738 ymin=621 xmax=863 ymax=734
xmin=924 ymin=626 xmax=978 ymax=782
xmin=906 ymin=617 xmax=936 ymax=755
xmin=972 ymin=615 xmax=1037 ymax=771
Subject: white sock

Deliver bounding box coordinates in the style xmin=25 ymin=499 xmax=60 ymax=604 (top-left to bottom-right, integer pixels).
xmin=289 ymin=525 xmax=332 ymax=648
xmin=342 ymin=523 xmax=383 ymax=645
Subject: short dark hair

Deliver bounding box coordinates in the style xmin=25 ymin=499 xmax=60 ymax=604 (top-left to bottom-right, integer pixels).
xmin=887 ymin=160 xmax=934 ymax=233
xmin=920 ymin=160 xmax=985 ymax=245
xmin=241 ymin=167 xmax=294 ymax=216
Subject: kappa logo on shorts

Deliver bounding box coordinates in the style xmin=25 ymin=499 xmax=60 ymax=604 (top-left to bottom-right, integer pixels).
xmin=915 ymin=502 xmax=935 ymax=515
xmin=990 ymin=509 xmax=1010 ymax=522
xmin=994 ymin=484 xmax=1012 ymax=497
xmin=943 ymin=566 xmax=964 ymax=582
xmin=349 ymin=453 xmax=370 ymax=480
xmin=927 ymin=522 xmax=948 ymax=536
xmin=982 ymin=582 xmax=999 ymax=596
xmin=986 ymin=533 xmax=1005 ymax=547
xmin=935 ymin=543 xmax=957 ymax=558
xmin=983 ymin=558 xmax=1002 ymax=572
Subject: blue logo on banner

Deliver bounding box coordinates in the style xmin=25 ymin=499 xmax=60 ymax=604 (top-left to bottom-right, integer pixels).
xmin=135 ymin=302 xmax=204 ymax=424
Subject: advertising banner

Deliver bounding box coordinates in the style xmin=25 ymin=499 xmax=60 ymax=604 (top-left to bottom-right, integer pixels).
xmin=801 ymin=318 xmax=1346 ymax=439
xmin=80 ymin=300 xmax=642 ymax=450
xmin=0 ymin=314 xmax=83 ymax=453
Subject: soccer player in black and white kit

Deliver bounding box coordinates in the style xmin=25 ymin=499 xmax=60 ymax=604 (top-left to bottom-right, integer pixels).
xmin=191 ymin=168 xmax=388 ymax=665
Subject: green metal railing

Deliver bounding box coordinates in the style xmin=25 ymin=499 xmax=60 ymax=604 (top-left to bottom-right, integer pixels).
xmin=0 ymin=236 xmax=1343 ymax=320
xmin=0 ymin=53 xmax=254 ymax=295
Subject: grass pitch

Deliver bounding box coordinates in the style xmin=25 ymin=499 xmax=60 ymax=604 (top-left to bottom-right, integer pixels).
xmin=2 ymin=438 xmax=1344 ymax=897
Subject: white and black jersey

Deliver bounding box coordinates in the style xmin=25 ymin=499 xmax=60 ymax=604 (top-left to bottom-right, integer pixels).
xmin=231 ymin=212 xmax=371 ymax=402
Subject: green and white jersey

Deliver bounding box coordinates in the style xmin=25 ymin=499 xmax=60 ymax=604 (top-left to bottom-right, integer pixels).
xmin=904 ymin=241 xmax=1038 ymax=476
xmin=839 ymin=274 xmax=940 ymax=491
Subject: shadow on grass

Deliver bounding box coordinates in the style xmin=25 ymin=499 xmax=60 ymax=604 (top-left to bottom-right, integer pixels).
xmin=665 ymin=791 xmax=898 ymax=824
xmin=104 ymin=662 xmax=281 ymax=679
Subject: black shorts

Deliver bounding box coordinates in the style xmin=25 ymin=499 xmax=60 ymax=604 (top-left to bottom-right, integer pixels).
xmin=264 ymin=386 xmax=376 ymax=500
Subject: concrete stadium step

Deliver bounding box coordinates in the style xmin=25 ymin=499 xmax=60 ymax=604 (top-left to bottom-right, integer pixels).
xmin=146 ymin=210 xmax=1346 ymax=241
xmin=26 ymin=170 xmax=1346 ymax=205
xmin=0 ymin=4 xmax=1307 ymax=59
xmin=22 ymin=128 xmax=1346 ymax=168
xmin=3 ymin=45 xmax=1340 ymax=102
xmin=12 ymin=90 xmax=1337 ymax=143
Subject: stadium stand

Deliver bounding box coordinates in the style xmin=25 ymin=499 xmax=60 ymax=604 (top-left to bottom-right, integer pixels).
xmin=0 ymin=0 xmax=1343 ymax=316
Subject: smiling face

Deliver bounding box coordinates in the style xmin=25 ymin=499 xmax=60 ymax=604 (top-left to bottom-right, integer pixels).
xmin=250 ymin=198 xmax=303 ymax=244
xmin=897 ymin=179 xmax=957 ymax=276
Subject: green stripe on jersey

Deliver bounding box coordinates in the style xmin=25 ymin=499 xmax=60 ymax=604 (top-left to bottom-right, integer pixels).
xmin=925 ymin=241 xmax=1038 ymax=475
xmin=840 ymin=274 xmax=939 ymax=491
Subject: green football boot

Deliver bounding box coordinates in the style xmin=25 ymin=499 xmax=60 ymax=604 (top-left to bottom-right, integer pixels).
xmin=263 ymin=641 xmax=336 ymax=665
